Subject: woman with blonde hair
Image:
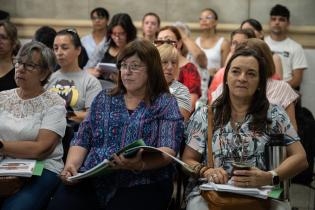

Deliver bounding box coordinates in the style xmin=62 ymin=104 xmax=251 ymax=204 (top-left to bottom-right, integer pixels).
xmin=157 ymin=43 xmax=192 ymax=121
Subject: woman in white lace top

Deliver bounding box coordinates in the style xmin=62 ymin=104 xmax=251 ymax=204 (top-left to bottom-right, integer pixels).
xmin=0 ymin=41 xmax=67 ymax=210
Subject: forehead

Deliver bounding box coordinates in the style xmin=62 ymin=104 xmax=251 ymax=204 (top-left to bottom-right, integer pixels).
xmin=123 ymin=54 xmax=142 ymax=63
xmin=144 ymin=15 xmax=158 ymax=23
xmin=112 ymin=25 xmax=125 ymax=33
xmin=157 ymin=30 xmax=177 ymax=41
xmin=230 ymin=56 xmax=259 ymax=70
xmin=241 ymin=22 xmax=255 ymax=30
xmin=21 ymin=50 xmax=41 ymax=63
xmin=201 ymin=10 xmax=214 ymax=17
xmin=232 ymin=33 xmax=247 ymax=42
xmin=54 ymin=34 xmax=73 ymax=44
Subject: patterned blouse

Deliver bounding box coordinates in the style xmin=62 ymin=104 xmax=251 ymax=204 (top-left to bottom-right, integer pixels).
xmin=186 ymin=104 xmax=299 ymax=175
xmin=178 ymin=62 xmax=201 ymax=97
xmin=71 ymin=90 xmax=184 ymax=206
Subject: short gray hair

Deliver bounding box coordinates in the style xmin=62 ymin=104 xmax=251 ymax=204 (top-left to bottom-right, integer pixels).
xmin=17 ymin=41 xmax=56 ymax=86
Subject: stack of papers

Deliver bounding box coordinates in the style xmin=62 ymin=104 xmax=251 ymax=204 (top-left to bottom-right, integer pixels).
xmin=200 ymin=182 xmax=274 ymax=199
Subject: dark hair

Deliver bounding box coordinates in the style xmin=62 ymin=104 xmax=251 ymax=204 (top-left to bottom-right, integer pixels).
xmin=112 ymin=39 xmax=169 ymax=104
xmin=230 ymin=28 xmax=256 ymax=40
xmin=34 ymin=26 xmax=57 ymax=49
xmin=17 ymin=41 xmax=56 ymax=86
xmin=270 ymin=4 xmax=290 ymax=20
xmin=0 ymin=10 xmax=10 ymax=21
xmin=107 ymin=13 xmax=137 ymax=48
xmin=90 ymin=7 xmax=110 ymax=20
xmin=0 ymin=20 xmax=18 ymax=55
xmin=240 ymin=19 xmax=263 ymax=32
xmin=213 ymin=48 xmax=270 ymax=133
xmin=236 ymin=38 xmax=276 ymax=78
xmin=55 ymin=29 xmax=87 ymax=68
xmin=158 ymin=25 xmax=182 ymax=42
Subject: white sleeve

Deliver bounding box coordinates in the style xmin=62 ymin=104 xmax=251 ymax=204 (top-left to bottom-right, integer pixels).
xmin=40 ymin=104 xmax=67 ymax=138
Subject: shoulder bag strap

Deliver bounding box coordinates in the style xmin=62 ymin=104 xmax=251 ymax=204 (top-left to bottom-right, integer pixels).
xmin=207 ymin=106 xmax=214 ymax=168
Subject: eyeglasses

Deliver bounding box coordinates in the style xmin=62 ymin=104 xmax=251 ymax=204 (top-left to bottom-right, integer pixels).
xmin=199 ymin=15 xmax=215 ymax=21
xmin=13 ymin=59 xmax=41 ymax=72
xmin=119 ymin=63 xmax=146 ymax=73
xmin=153 ymin=39 xmax=177 ymax=47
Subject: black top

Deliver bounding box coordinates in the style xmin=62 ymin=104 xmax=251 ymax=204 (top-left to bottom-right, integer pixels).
xmin=0 ymin=67 xmax=17 ymax=91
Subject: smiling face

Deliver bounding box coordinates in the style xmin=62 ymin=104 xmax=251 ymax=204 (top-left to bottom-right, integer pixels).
xmin=53 ymin=34 xmax=81 ymax=69
xmin=120 ymin=54 xmax=148 ymax=95
xmin=227 ymin=56 xmax=259 ymax=101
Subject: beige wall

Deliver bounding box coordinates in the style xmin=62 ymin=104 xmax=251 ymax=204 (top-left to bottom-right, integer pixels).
xmin=1 ymin=0 xmax=315 ymax=24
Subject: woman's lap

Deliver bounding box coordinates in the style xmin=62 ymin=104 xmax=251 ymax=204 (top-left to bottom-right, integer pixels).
xmin=1 ymin=169 xmax=60 ymax=210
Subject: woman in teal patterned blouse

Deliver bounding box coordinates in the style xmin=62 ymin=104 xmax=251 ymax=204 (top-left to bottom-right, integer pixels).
xmin=47 ymin=39 xmax=184 ymax=210
xmin=182 ymin=48 xmax=307 ymax=210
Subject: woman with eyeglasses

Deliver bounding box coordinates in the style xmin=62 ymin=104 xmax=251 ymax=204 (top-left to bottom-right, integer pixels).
xmin=196 ymin=8 xmax=230 ymax=83
xmin=0 ymin=21 xmax=18 ymax=91
xmin=47 ymin=29 xmax=102 ymax=124
xmin=85 ymin=13 xmax=137 ymax=90
xmin=0 ymin=41 xmax=67 ymax=210
xmin=157 ymin=43 xmax=192 ymax=121
xmin=157 ymin=26 xmax=201 ymax=110
xmin=81 ymin=7 xmax=110 ymax=59
xmin=47 ymin=39 xmax=184 ymax=210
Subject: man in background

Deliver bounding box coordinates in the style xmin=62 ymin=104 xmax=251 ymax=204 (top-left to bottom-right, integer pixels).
xmin=265 ymin=4 xmax=308 ymax=90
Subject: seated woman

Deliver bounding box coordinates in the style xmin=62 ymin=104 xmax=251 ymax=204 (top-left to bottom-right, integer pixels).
xmin=212 ymin=38 xmax=299 ymax=130
xmin=0 ymin=20 xmax=18 ymax=91
xmin=157 ymin=43 xmax=192 ymax=121
xmin=0 ymin=41 xmax=67 ymax=210
xmin=182 ymin=48 xmax=307 ymax=210
xmin=85 ymin=13 xmax=137 ymax=90
xmin=46 ymin=39 xmax=184 ymax=210
xmin=47 ymin=29 xmax=102 ymax=124
xmin=157 ymin=26 xmax=201 ymax=110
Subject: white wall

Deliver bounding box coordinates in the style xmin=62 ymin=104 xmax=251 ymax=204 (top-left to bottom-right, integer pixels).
xmin=301 ymin=49 xmax=315 ymax=116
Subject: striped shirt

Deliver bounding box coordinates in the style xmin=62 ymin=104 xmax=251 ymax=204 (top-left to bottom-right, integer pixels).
xmin=169 ymin=80 xmax=192 ymax=113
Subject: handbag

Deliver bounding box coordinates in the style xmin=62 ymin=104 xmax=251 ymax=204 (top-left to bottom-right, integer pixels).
xmin=0 ymin=176 xmax=24 ymax=197
xmin=200 ymin=106 xmax=270 ymax=210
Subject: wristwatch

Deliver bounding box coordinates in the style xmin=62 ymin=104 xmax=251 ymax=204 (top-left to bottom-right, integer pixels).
xmin=269 ymin=170 xmax=280 ymax=186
